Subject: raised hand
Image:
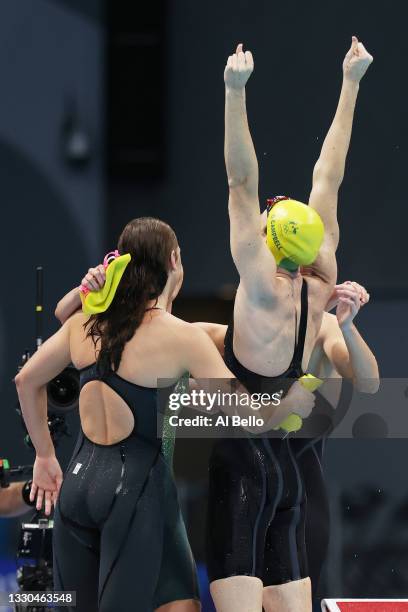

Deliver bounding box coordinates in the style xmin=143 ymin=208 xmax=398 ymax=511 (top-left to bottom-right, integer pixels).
xmin=335 ymin=281 xmax=366 ymax=329
xmin=326 ymin=281 xmax=370 ymax=312
xmin=343 ymin=36 xmax=373 ymax=83
xmin=81 ymin=264 xmax=106 ymax=292
xmin=224 ymin=43 xmax=254 ymax=91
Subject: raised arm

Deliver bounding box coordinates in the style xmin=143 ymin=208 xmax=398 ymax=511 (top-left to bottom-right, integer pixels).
xmin=308 ymin=37 xmax=373 ymax=278
xmin=224 ymin=44 xmax=276 ymax=295
xmin=225 ymin=43 xmax=257 ymax=195
xmin=317 ymin=283 xmax=379 ymax=393
xmin=55 ymin=287 xmax=81 ymax=324
xmin=55 ymin=264 xmax=106 ymax=324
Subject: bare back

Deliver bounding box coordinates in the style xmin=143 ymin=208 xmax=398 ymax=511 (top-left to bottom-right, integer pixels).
xmin=233 ymin=273 xmax=334 ymax=377
xmin=65 ymin=309 xmax=232 ymax=445
xmin=68 ymin=311 xmax=194 ymax=445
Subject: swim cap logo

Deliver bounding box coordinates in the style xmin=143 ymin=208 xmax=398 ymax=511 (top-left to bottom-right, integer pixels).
xmin=283 ymin=221 xmax=299 ymax=236
xmin=269 ymin=217 xmax=282 ymax=251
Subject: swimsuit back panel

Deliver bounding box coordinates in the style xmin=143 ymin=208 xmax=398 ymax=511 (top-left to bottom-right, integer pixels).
xmin=79 ymin=363 xmax=170 ymax=448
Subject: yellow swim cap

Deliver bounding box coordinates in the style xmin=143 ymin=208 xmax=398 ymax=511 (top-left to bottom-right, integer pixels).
xmin=266 ymin=196 xmax=324 ymax=271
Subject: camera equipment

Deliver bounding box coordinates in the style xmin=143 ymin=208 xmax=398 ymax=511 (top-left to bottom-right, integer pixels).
xmin=16 ymin=267 xmax=80 ymax=449
xmin=0 ymin=460 xmax=32 ymax=490
xmin=0 ymin=459 xmax=53 ymax=610
xmin=15 ymin=518 xmax=54 ymax=611
xmin=10 ymin=266 xmax=81 ymax=610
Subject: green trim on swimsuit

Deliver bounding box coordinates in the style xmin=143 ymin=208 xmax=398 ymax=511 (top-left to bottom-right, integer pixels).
xmin=161 ymin=373 xmax=189 ymax=469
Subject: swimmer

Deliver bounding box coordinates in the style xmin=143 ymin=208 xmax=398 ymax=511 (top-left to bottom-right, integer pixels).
xmin=15 ymin=217 xmax=297 ymax=612
xmin=194 ymin=278 xmax=379 ymax=604
xmin=53 ymin=38 xmax=374 ymax=610
xmin=204 ymin=38 xmax=373 ymax=612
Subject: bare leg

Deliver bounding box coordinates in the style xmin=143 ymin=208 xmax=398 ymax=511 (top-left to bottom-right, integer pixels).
xmin=210 ymin=576 xmax=263 ymax=612
xmin=155 ymin=599 xmax=201 ymax=612
xmin=263 ymin=577 xmax=312 ymax=612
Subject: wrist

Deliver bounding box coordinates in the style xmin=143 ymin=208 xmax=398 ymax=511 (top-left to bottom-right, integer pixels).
xmin=36 ymin=445 xmax=55 ymax=460
xmin=342 ymin=76 xmax=360 ymax=91
xmin=340 ymin=321 xmax=356 ymax=335
xmin=225 ymin=86 xmax=246 ymax=98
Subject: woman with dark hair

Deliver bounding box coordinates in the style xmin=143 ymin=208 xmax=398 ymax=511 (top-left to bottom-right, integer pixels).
xmin=16 ymin=217 xmax=289 ymax=612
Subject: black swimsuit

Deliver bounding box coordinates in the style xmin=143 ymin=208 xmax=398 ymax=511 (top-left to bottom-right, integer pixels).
xmin=206 ymin=280 xmax=326 ymax=587
xmin=53 ymin=364 xmax=199 ymax=612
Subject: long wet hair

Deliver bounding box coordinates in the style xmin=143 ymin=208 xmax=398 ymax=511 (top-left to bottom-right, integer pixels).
xmin=85 ymin=217 xmax=178 ymax=374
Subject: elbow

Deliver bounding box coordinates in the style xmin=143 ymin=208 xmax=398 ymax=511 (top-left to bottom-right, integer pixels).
xmin=313 ymin=160 xmax=344 ymax=187
xmin=54 ymin=302 xmax=65 ymax=325
xmin=14 ymin=370 xmax=26 ymax=391
xmin=353 ymin=376 xmax=380 ymax=395
xmin=228 ymin=175 xmax=249 ymax=189
xmin=15 ymin=368 xmax=33 ymax=392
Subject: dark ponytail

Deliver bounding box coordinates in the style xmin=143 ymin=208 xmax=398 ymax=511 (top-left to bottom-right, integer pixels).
xmin=85 ymin=217 xmax=178 ymax=374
